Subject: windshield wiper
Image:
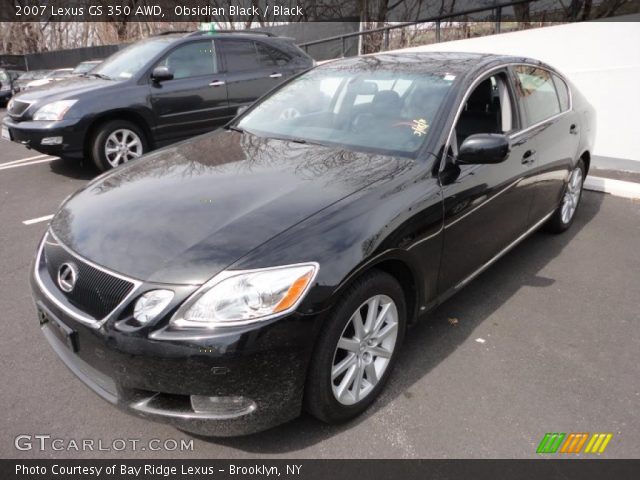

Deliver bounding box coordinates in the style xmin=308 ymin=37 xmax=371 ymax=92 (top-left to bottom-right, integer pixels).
xmin=85 ymin=73 xmax=113 ymax=81
xmin=266 ymin=135 xmax=321 ymax=145
xmin=226 ymin=127 xmax=320 ymax=146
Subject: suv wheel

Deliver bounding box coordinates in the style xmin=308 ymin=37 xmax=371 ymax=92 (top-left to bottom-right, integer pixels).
xmin=305 ymin=270 xmax=406 ymax=424
xmin=91 ymin=120 xmax=147 ymax=171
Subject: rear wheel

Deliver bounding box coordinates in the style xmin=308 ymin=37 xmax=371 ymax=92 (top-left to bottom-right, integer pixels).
xmin=545 ymin=159 xmax=585 ymax=233
xmin=305 ymin=270 xmax=406 ymax=424
xmin=90 ymin=120 xmax=147 ymax=172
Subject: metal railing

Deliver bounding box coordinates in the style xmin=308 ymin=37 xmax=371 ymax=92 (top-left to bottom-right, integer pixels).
xmin=298 ymin=0 xmax=540 ymax=57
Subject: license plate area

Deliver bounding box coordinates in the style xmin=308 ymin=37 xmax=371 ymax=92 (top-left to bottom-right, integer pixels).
xmin=39 ymin=308 xmax=78 ymax=352
xmin=1 ymin=125 xmax=11 ymax=141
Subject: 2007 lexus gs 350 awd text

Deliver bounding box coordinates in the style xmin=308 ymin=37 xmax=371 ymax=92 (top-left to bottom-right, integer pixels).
xmin=31 ymin=53 xmax=595 ymax=436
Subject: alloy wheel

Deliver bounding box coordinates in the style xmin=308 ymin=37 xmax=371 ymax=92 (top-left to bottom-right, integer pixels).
xmin=331 ymin=294 xmax=399 ymax=406
xmin=561 ymin=166 xmax=583 ymax=224
xmin=104 ymin=128 xmax=143 ymax=168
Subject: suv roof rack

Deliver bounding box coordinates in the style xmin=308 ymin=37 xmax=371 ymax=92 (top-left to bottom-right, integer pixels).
xmin=185 ymin=30 xmax=276 ymax=38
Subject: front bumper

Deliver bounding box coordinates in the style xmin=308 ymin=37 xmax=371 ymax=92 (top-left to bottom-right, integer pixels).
xmin=2 ymin=115 xmax=85 ymax=159
xmin=30 ymin=261 xmax=322 ymax=437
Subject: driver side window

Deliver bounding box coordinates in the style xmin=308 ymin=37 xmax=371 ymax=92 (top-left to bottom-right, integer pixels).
xmin=454 ymin=73 xmax=516 ymax=148
xmin=157 ymin=40 xmax=217 ymax=80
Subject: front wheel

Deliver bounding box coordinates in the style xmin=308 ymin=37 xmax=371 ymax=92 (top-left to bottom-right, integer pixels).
xmin=90 ymin=120 xmax=147 ymax=172
xmin=545 ymin=159 xmax=585 ymax=233
xmin=305 ymin=270 xmax=406 ymax=424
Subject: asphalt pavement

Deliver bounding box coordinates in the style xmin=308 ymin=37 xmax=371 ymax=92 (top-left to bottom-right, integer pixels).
xmin=0 ymin=109 xmax=638 ymax=459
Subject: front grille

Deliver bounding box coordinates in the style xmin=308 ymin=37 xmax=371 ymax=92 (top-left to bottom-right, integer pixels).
xmin=43 ymin=234 xmax=135 ymax=319
xmin=8 ymin=99 xmax=30 ymax=117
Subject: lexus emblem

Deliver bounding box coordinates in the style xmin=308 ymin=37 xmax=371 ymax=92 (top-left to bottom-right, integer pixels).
xmin=57 ymin=263 xmax=78 ymax=293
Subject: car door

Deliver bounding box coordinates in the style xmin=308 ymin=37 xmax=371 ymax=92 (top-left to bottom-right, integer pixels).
xmin=437 ymin=70 xmax=538 ymax=294
xmin=220 ymin=39 xmax=289 ymax=116
xmin=149 ymin=39 xmax=231 ymax=144
xmin=511 ymin=66 xmax=581 ymax=223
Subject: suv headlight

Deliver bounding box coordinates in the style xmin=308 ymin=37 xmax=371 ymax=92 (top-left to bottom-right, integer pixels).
xmin=33 ymin=100 xmax=77 ymax=121
xmin=170 ymin=263 xmax=318 ymax=329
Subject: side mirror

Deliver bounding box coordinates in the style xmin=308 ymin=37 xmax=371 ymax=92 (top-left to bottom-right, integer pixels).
xmin=151 ymin=66 xmax=173 ymax=83
xmin=457 ymin=134 xmax=510 ymax=165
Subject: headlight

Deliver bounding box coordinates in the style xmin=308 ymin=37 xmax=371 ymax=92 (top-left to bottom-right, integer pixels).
xmin=32 ymin=100 xmax=77 ymax=121
xmin=133 ymin=290 xmax=174 ymax=324
xmin=171 ymin=263 xmax=318 ymax=329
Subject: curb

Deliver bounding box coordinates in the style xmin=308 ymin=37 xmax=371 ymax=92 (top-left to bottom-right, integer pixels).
xmin=584 ymin=176 xmax=640 ymax=199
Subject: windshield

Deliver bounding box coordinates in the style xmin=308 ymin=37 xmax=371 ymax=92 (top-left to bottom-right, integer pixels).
xmin=73 ymin=61 xmax=99 ymax=74
xmin=30 ymin=71 xmax=49 ymax=80
xmin=93 ymin=38 xmax=172 ymax=80
xmin=50 ymin=70 xmax=72 ymax=78
xmin=237 ymin=66 xmax=453 ymax=156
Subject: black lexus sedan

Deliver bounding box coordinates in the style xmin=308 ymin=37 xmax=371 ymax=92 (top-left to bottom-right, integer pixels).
xmin=2 ymin=30 xmax=312 ymax=171
xmin=30 ymin=52 xmax=595 ymax=436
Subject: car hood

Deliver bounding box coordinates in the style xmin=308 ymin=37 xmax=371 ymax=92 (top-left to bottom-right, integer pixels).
xmin=13 ymin=76 xmax=113 ymax=102
xmin=51 ymin=130 xmax=412 ymax=284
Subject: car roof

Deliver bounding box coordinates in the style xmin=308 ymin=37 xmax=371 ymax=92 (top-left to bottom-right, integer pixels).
xmin=321 ymin=52 xmax=546 ymax=77
xmin=156 ymin=30 xmax=286 ymax=42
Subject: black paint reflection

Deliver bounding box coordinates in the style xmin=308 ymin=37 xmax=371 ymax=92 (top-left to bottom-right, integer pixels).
xmin=52 ymin=129 xmax=414 ymax=284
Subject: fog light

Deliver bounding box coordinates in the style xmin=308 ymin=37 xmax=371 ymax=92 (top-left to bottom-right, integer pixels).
xmin=41 ymin=136 xmax=63 ymax=145
xmin=190 ymin=395 xmax=256 ymax=416
xmin=133 ymin=289 xmax=174 ymax=324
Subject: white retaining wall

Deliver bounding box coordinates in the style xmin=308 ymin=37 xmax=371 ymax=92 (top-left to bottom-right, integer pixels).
xmin=391 ymin=16 xmax=640 ymax=170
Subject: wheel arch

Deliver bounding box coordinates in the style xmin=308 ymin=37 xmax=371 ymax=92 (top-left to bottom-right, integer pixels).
xmin=579 ymin=149 xmax=591 ymax=176
xmin=329 ymin=251 xmax=422 ymax=326
xmin=83 ymin=109 xmax=154 ymax=158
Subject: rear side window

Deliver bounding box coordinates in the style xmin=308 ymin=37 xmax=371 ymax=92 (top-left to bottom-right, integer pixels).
xmin=513 ymin=66 xmax=561 ymax=126
xmin=223 ymin=40 xmax=261 ymax=72
xmin=255 ymin=43 xmax=277 ymax=67
xmin=552 ymin=75 xmax=570 ymax=111
xmin=262 ymin=44 xmax=291 ymax=66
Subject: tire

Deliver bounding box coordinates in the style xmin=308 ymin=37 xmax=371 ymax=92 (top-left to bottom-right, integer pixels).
xmin=90 ymin=119 xmax=148 ymax=172
xmin=305 ymin=270 xmax=407 ymax=424
xmin=545 ymin=159 xmax=586 ymax=234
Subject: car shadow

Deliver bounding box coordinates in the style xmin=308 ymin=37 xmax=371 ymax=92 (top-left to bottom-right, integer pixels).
xmin=49 ymin=157 xmax=97 ymax=180
xmin=191 ymin=190 xmax=604 ymax=453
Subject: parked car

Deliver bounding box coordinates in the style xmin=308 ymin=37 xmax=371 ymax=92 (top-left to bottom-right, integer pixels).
xmin=2 ymin=31 xmax=313 ymax=171
xmin=0 ymin=68 xmax=15 ymax=105
xmin=12 ymin=70 xmax=50 ymax=94
xmin=24 ymin=68 xmax=75 ymax=90
xmin=29 ymin=52 xmax=595 ymax=436
xmin=72 ymin=59 xmax=102 ymax=75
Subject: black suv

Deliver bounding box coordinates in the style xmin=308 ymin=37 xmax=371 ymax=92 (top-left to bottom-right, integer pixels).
xmin=2 ymin=31 xmax=313 ymax=171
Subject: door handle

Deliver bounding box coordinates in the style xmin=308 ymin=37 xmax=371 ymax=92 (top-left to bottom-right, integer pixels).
xmin=522 ymin=149 xmax=536 ymax=165
xmin=570 ymin=124 xmax=579 ymax=135
xmin=269 ymin=73 xmax=283 ymax=78
xmin=209 ymin=80 xmax=225 ymax=87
